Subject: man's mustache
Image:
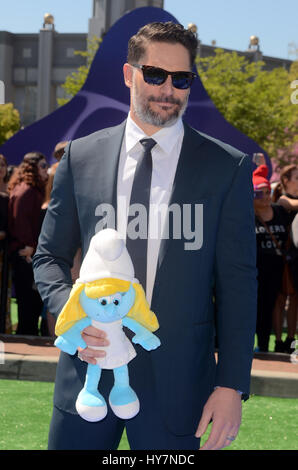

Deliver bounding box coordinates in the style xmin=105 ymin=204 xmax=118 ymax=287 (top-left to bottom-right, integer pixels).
xmin=147 ymin=95 xmax=182 ymax=106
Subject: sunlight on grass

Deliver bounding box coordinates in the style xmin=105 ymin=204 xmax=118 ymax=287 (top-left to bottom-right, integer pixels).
xmin=0 ymin=380 xmax=297 ymax=450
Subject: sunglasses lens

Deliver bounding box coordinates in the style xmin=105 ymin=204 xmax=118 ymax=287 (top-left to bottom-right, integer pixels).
xmin=143 ymin=67 xmax=167 ymax=85
xmin=172 ymin=73 xmax=193 ymax=89
xmin=139 ymin=66 xmax=195 ymax=89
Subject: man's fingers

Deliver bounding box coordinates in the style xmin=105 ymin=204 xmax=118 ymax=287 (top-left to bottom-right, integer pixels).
xmin=81 ymin=332 xmax=109 ymax=347
xmin=81 ymin=327 xmax=110 ymax=347
xmin=82 ymin=325 xmax=108 ymax=338
xmin=207 ymin=426 xmax=233 ymax=451
xmin=77 ymin=346 xmax=106 ymax=365
xmin=197 ymin=388 xmax=241 ymax=450
xmin=78 ymin=346 xmax=106 ymax=358
xmin=200 ymin=422 xmax=239 ymax=450
xmin=77 ymin=326 xmax=109 ymax=365
xmin=199 ymin=418 xmax=225 ymax=450
xmin=195 ymin=407 xmax=212 ymax=438
xmin=219 ymin=425 xmax=239 ymax=450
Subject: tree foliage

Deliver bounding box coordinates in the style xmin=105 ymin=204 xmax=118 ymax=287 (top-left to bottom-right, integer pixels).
xmin=0 ymin=103 xmax=20 ymax=146
xmin=57 ymin=36 xmax=102 ymax=106
xmin=57 ymin=43 xmax=297 ymax=166
xmin=196 ymin=49 xmax=298 ymax=165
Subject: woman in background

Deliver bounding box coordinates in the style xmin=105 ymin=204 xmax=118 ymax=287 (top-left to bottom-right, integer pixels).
xmin=0 ymin=153 xmax=9 ymax=239
xmin=0 ymin=154 xmax=11 ymax=333
xmin=8 ymin=152 xmax=48 ymax=335
xmin=272 ymin=165 xmax=298 ymax=353
xmin=253 ymin=163 xmax=291 ymax=352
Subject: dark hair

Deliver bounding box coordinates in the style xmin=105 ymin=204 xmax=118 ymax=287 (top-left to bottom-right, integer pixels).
xmin=8 ymin=151 xmax=47 ymax=193
xmin=53 ymin=141 xmax=68 ymax=161
xmin=272 ymin=164 xmax=298 ymax=202
xmin=127 ymin=22 xmax=198 ymax=68
xmin=0 ymin=154 xmax=7 ymax=165
xmin=23 ymin=151 xmax=46 ymax=165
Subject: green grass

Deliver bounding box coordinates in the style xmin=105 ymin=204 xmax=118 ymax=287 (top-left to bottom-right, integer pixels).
xmin=6 ymin=300 xmax=297 ymax=450
xmin=9 ymin=298 xmax=18 ymax=333
xmin=0 ymin=380 xmax=54 ymax=450
xmin=0 ymin=379 xmax=297 ymax=450
xmin=200 ymin=395 xmax=298 ymax=450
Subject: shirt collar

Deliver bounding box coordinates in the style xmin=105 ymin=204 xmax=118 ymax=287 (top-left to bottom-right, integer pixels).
xmin=125 ymin=112 xmax=184 ymax=157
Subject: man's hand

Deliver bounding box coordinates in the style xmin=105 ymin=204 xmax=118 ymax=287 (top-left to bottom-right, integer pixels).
xmin=78 ymin=325 xmax=110 ymax=365
xmin=196 ymin=387 xmax=242 ymax=450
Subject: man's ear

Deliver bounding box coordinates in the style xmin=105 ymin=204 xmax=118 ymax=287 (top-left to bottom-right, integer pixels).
xmin=123 ymin=63 xmax=133 ymax=88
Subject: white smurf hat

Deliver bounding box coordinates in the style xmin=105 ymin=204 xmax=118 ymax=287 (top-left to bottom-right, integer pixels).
xmin=78 ymin=228 xmax=138 ymax=284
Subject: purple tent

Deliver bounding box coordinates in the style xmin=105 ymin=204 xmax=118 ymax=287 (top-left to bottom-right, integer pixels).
xmin=0 ymin=6 xmax=271 ymax=175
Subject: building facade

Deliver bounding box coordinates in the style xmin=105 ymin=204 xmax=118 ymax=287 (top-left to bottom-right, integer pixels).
xmin=0 ymin=0 xmax=292 ymax=127
xmin=89 ymin=0 xmax=164 ymax=39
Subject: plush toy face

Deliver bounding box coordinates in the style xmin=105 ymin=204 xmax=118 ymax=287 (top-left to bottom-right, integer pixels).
xmin=79 ymin=283 xmax=136 ymax=323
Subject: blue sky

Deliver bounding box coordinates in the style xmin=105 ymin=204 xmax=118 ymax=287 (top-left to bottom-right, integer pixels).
xmin=0 ymin=0 xmax=297 ymax=60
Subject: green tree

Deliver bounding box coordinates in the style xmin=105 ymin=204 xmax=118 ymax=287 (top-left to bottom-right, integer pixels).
xmin=57 ymin=36 xmax=102 ymax=106
xmin=196 ymin=49 xmax=298 ymax=163
xmin=0 ymin=103 xmax=20 ymax=146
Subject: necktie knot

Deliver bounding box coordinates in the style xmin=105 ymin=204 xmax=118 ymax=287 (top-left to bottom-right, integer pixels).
xmin=140 ymin=138 xmax=156 ymax=153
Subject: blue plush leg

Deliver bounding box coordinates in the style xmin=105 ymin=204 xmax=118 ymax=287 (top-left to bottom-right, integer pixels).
xmin=109 ymin=365 xmax=140 ymax=419
xmin=75 ymin=364 xmax=108 ymax=422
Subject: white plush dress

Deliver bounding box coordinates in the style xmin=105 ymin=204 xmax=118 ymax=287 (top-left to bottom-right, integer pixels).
xmin=91 ymin=319 xmax=136 ymax=369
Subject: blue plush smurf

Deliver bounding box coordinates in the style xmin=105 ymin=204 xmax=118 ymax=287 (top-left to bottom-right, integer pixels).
xmin=54 ymin=228 xmax=161 ymax=422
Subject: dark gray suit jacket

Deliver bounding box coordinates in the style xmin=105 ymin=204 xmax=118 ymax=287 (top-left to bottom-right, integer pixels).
xmin=33 ymin=119 xmax=257 ymax=435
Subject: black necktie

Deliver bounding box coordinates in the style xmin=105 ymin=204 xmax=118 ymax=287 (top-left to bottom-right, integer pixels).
xmin=126 ymin=138 xmax=156 ymax=291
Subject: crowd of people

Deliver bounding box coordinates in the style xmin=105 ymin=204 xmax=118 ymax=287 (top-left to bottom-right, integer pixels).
xmin=0 ymin=142 xmax=67 ymax=336
xmin=0 ymin=147 xmax=297 ymax=352
xmin=253 ymin=156 xmax=298 ymax=354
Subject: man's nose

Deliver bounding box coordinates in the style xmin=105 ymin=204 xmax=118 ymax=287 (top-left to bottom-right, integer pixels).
xmin=159 ymin=74 xmax=174 ymax=93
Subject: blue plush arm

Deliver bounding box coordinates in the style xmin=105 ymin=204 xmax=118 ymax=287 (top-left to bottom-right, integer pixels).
xmin=54 ymin=317 xmax=92 ymax=355
xmin=122 ymin=317 xmax=161 ymax=351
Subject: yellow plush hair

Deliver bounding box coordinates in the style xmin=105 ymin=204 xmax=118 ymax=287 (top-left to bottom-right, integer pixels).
xmin=55 ymin=278 xmax=159 ymax=336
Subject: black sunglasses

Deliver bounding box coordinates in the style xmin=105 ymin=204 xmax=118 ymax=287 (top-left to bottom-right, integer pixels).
xmin=132 ymin=64 xmax=196 ymax=90
xmin=254 ymin=189 xmax=271 ymax=199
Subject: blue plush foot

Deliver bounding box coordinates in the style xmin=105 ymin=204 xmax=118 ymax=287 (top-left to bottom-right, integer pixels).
xmin=75 ymin=364 xmax=107 ymax=422
xmin=76 ymin=389 xmax=108 ymax=422
xmin=109 ymin=385 xmax=140 ymax=419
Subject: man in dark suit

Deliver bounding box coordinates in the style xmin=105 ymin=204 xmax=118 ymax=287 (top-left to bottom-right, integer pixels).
xmin=33 ymin=22 xmax=257 ymax=450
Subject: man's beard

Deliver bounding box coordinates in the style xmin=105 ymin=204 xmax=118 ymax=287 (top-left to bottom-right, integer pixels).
xmin=131 ymin=80 xmax=189 ymax=128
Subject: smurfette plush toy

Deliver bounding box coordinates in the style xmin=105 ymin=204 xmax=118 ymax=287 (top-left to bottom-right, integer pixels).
xmin=54 ymin=228 xmax=161 ymax=422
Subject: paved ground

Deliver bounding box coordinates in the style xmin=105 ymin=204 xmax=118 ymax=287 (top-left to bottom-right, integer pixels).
xmin=0 ymin=334 xmax=298 ymax=398
xmin=1 ymin=334 xmax=59 ymax=357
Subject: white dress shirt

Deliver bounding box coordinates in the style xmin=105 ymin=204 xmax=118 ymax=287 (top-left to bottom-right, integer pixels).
xmin=117 ymin=113 xmax=184 ymax=305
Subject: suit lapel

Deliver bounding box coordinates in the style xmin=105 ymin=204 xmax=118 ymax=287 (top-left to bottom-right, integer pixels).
xmin=155 ymin=123 xmax=206 ymax=285
xmin=96 ymin=120 xmax=126 ymax=227
xmin=95 ymin=120 xmax=208 ymax=302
